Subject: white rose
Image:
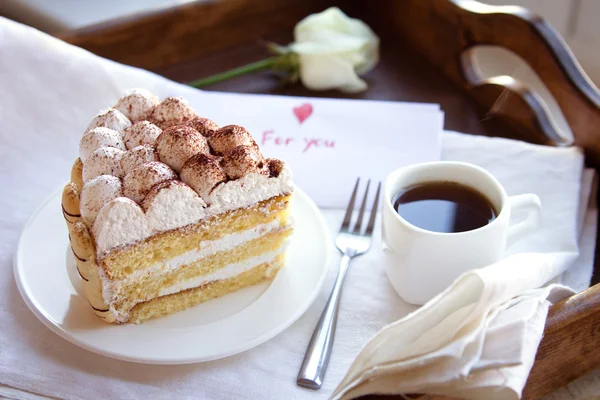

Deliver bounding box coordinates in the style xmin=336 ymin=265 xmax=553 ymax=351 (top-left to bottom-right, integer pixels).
xmin=288 ymin=7 xmax=380 ymax=93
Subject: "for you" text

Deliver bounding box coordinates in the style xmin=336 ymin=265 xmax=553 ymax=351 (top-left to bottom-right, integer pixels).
xmin=262 ymin=130 xmax=335 ymax=153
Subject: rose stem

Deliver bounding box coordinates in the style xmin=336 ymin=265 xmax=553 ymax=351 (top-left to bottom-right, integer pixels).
xmin=187 ymin=56 xmax=279 ymax=88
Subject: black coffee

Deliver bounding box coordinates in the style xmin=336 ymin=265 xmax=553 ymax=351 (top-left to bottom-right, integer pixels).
xmin=393 ymin=181 xmax=497 ymax=233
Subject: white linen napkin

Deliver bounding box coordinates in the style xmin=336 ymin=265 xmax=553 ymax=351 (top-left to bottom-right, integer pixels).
xmin=0 ymin=17 xmax=597 ymax=400
xmin=331 ymin=258 xmax=576 ymax=400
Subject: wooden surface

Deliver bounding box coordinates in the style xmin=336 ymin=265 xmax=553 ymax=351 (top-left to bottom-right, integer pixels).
xmin=59 ymin=0 xmax=329 ymax=72
xmin=56 ymin=0 xmax=600 ymax=399
xmin=523 ymin=283 xmax=600 ymax=398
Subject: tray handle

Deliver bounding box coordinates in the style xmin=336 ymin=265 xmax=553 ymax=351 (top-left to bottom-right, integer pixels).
xmin=371 ymin=0 xmax=600 ymax=165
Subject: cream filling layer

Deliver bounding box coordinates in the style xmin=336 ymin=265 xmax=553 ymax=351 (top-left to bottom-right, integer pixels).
xmin=108 ymin=244 xmax=286 ymax=323
xmin=159 ymin=245 xmax=286 ymax=297
xmin=99 ymin=220 xmax=287 ymax=320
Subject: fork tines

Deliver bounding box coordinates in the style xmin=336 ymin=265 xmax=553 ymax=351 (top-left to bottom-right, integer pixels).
xmin=340 ymin=178 xmax=381 ymax=235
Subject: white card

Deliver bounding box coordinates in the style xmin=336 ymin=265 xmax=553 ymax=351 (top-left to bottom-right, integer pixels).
xmin=187 ymin=92 xmax=444 ymax=208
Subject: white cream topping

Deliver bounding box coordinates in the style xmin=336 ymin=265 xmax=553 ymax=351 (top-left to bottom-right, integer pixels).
xmin=80 ymin=175 xmax=123 ymax=226
xmin=79 ymin=127 xmax=126 ymax=163
xmin=179 ymin=154 xmax=227 ymax=199
xmin=123 ymin=121 xmax=162 ymax=150
xmin=208 ymin=164 xmax=294 ymax=210
xmin=86 ymin=108 xmax=132 ymax=133
xmin=114 ymin=88 xmax=159 ymax=122
xmin=221 ymin=145 xmax=264 ymax=179
xmin=144 ymin=180 xmax=207 ymax=231
xmin=92 ymin=198 xmax=151 ymax=255
xmin=150 ymin=96 xmax=196 ymax=128
xmin=122 ymin=161 xmax=176 ymax=204
xmin=79 ymin=90 xmax=294 ymax=256
xmin=155 ymin=125 xmax=210 ymax=173
xmin=208 ymin=125 xmax=256 ymax=155
xmin=82 ymin=147 xmax=125 ymax=183
xmin=120 ymin=145 xmax=158 ymax=174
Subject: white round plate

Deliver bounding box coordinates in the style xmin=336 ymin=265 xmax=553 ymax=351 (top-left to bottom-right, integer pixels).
xmin=14 ymin=186 xmax=331 ymax=364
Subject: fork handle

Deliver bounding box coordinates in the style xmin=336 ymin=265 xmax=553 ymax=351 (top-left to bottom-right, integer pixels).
xmin=297 ymin=254 xmax=352 ymax=389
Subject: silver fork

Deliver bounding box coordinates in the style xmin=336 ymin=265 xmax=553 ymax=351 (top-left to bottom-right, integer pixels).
xmin=297 ymin=178 xmax=381 ymax=390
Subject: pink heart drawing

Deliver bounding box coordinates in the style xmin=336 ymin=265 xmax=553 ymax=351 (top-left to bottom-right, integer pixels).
xmin=293 ymin=103 xmax=313 ymax=124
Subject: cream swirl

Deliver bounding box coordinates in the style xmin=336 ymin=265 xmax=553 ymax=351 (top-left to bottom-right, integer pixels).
xmin=208 ymin=125 xmax=256 ymax=155
xmin=122 ymin=161 xmax=177 ymax=203
xmin=150 ymin=96 xmax=197 ymax=129
xmin=221 ymin=145 xmax=266 ymax=179
xmin=86 ymin=109 xmax=132 ymax=134
xmin=155 ymin=125 xmax=210 ymax=172
xmin=123 ymin=121 xmax=162 ymax=150
xmin=187 ymin=117 xmax=220 ymax=137
xmin=121 ymin=145 xmax=158 ymax=175
xmin=92 ymin=198 xmax=151 ymax=256
xmin=114 ymin=88 xmax=159 ymax=122
xmin=79 ymin=127 xmax=126 ymax=163
xmin=180 ymin=154 xmax=227 ymax=201
xmin=142 ymin=180 xmax=207 ymax=232
xmin=80 ymin=175 xmax=123 ymax=226
xmin=82 ymin=147 xmax=125 ymax=183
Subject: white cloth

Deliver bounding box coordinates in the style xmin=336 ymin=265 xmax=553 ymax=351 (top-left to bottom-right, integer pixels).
xmin=331 ymin=259 xmax=575 ymax=400
xmin=0 ymin=17 xmax=596 ymax=400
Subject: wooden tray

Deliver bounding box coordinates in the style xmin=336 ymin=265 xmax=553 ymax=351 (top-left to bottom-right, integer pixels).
xmin=57 ymin=0 xmax=600 ymax=398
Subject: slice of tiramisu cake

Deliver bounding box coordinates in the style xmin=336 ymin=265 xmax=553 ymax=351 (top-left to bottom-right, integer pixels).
xmin=62 ymin=89 xmax=293 ymax=324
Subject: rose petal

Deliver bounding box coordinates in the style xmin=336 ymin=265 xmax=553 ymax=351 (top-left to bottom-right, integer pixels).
xmin=291 ymin=33 xmax=369 ymax=55
xmin=290 ymin=6 xmax=379 ymax=92
xmin=354 ymin=37 xmax=380 ymax=75
xmin=295 ymin=7 xmax=373 ymax=42
xmin=298 ymin=53 xmax=368 ymax=93
xmin=290 ymin=41 xmax=366 ymax=66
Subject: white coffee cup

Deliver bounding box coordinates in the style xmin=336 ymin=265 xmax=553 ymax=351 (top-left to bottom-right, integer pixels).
xmin=382 ymin=161 xmax=542 ymax=305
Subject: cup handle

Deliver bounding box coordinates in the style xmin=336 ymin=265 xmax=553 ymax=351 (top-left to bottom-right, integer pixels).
xmin=507 ymin=194 xmax=542 ymax=245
